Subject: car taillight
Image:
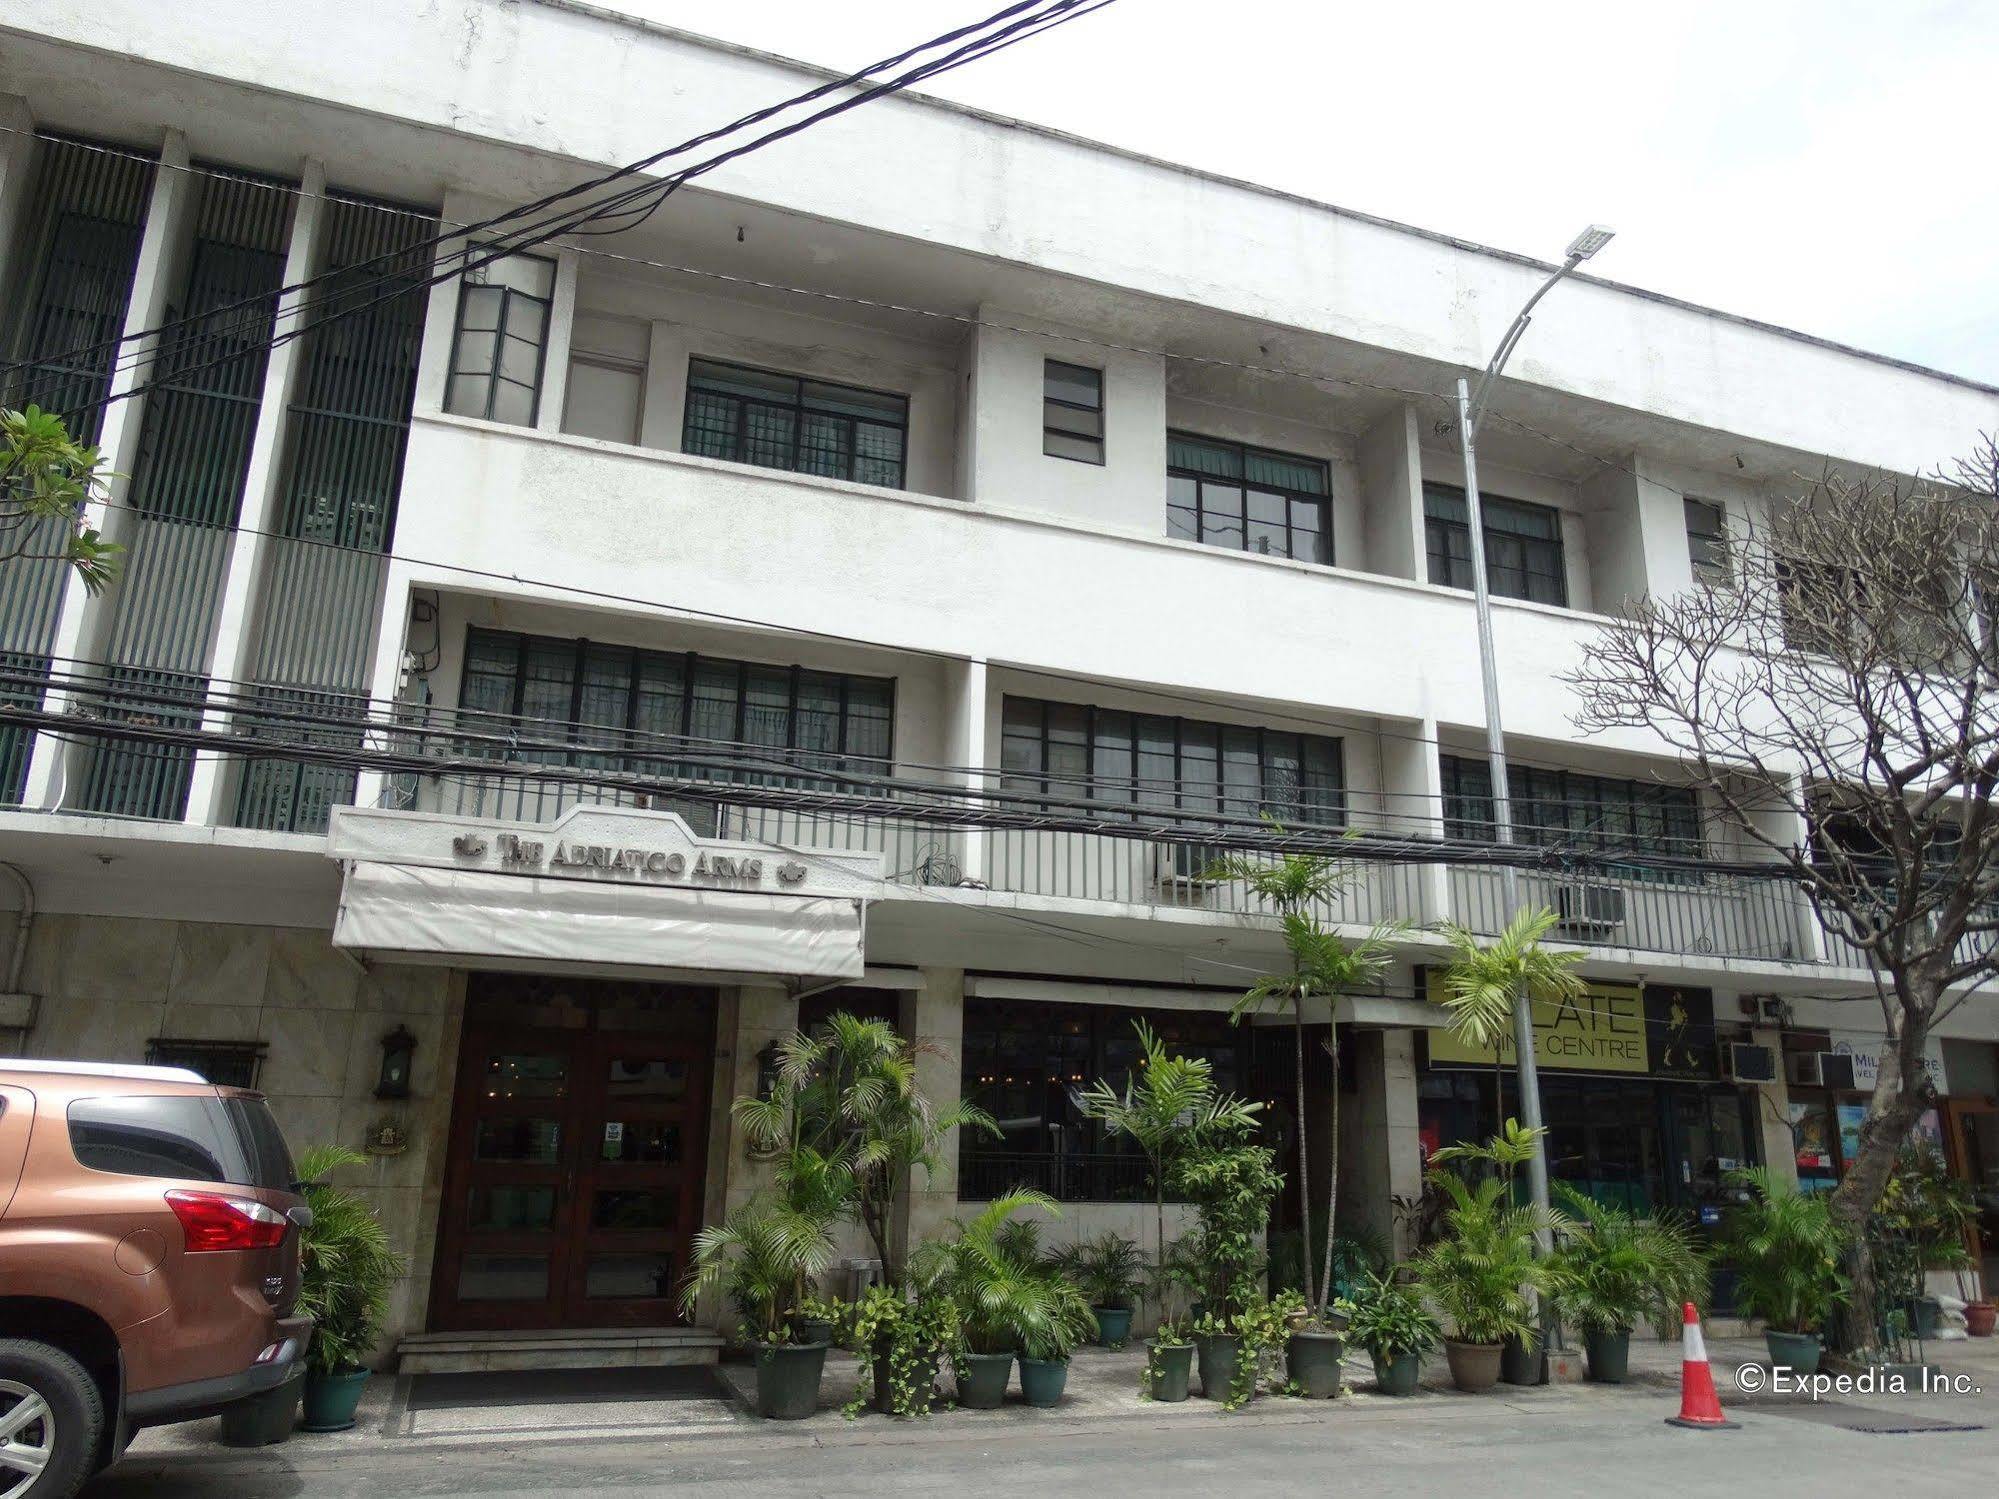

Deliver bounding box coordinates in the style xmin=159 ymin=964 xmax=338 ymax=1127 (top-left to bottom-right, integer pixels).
xmin=164 ymin=1189 xmax=289 ymax=1252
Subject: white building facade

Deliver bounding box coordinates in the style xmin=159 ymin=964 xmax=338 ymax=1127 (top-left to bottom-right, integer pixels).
xmin=2 ymin=0 xmax=1996 ymax=1363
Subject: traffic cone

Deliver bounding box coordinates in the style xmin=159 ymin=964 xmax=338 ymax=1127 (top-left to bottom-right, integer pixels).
xmin=1665 ymin=1301 xmax=1739 ymax=1430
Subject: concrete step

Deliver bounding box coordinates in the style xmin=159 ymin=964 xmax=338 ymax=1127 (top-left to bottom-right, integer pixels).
xmin=396 ymin=1326 xmax=725 ymax=1376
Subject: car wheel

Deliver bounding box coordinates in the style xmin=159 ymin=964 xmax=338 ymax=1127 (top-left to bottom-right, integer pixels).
xmin=0 ymin=1341 xmax=102 ymax=1499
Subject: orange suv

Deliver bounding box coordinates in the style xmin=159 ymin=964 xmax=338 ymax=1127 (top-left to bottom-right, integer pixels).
xmin=0 ymin=1060 xmax=313 ymax=1499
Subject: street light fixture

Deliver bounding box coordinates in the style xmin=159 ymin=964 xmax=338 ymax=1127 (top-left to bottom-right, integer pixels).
xmin=1452 ymin=225 xmax=1614 ymax=1264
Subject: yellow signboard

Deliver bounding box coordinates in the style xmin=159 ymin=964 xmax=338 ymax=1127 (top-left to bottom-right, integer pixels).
xmin=1425 ymin=972 xmax=1649 ymax=1074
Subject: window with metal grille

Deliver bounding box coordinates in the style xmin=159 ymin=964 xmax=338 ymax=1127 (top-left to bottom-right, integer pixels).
xmin=1440 ymin=754 xmax=1703 ymax=866
xmin=680 ymin=357 xmax=907 ymax=488
xmin=445 ymin=251 xmax=555 ymax=427
xmin=1166 ymin=432 xmax=1330 ymax=564
xmin=1684 ymin=498 xmax=1730 ymax=587
xmin=459 ymin=627 xmax=895 ymax=790
xmin=1000 ymin=696 xmax=1344 ymax=838
xmin=1042 ymin=359 xmax=1103 ymax=464
xmin=1424 ymin=483 xmax=1568 ymax=606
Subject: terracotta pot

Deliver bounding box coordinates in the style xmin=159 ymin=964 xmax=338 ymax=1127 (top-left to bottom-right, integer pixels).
xmin=1443 ymin=1339 xmax=1503 ymax=1393
xmin=1964 ymin=1301 xmax=1996 ymax=1338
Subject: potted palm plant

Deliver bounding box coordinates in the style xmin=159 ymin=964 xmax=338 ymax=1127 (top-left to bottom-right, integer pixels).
xmin=1721 ymin=1167 xmax=1848 ymax=1375
xmin=293 ymin=1145 xmax=404 ymax=1434
xmin=1208 ymin=848 xmax=1404 ymax=1399
xmin=1171 ymin=1117 xmax=1284 ymax=1401
xmin=917 ymin=1192 xmax=1095 ymax=1409
xmin=681 ymin=1189 xmax=840 ymax=1419
xmin=1056 ymin=1231 xmax=1145 ymax=1347
xmin=1345 ymin=1269 xmax=1441 ymax=1396
xmin=1549 ymin=1186 xmax=1709 ymax=1383
xmin=1412 ymin=1125 xmax=1558 ymax=1393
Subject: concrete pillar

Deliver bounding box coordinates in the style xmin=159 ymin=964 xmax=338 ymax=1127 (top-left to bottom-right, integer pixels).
xmin=25 ymin=128 xmax=195 ymax=808
xmin=1356 ymin=402 xmax=1423 ymax=580
xmin=410 ymin=190 xmax=478 ymax=419
xmin=1377 ymin=716 xmax=1449 ymax=925
xmin=941 ymin=658 xmax=988 ymax=885
xmin=1750 ymin=1022 xmax=1798 ymax=1189
xmin=185 ymin=158 xmax=329 ymax=825
xmin=1583 ymin=454 xmax=1695 ymax=615
xmin=896 ymin=967 xmax=965 ymax=1263
xmin=1346 ymin=1027 xmax=1425 ymax=1260
xmin=639 ymin=318 xmax=690 ymax=450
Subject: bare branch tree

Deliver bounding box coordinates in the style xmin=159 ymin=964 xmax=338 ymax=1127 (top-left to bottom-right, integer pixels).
xmin=1565 ymin=434 xmax=1999 ymax=1353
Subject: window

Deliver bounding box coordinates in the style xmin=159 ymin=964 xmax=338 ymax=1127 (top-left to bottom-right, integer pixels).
xmin=1684 ymin=498 xmax=1730 ymax=587
xmin=1424 ymin=483 xmax=1568 ymax=606
xmin=67 ymin=1094 xmax=295 ymax=1188
xmin=145 ymin=1038 xmax=267 ymax=1089
xmin=958 ymin=998 xmax=1246 ymax=1202
xmin=1042 ymin=359 xmax=1103 ymax=464
xmin=681 ymin=357 xmax=907 ymax=487
xmin=460 ymin=628 xmax=894 ymax=789
xmin=1001 ymin=696 xmax=1343 ymax=831
xmin=1166 ymin=433 xmax=1330 ymax=564
xmin=1440 ymin=754 xmax=1703 ymax=864
xmin=445 ymin=250 xmax=556 ymax=426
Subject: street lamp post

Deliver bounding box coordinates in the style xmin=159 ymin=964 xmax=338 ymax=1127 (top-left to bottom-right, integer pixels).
xmin=1453 ymin=225 xmax=1615 ymax=1253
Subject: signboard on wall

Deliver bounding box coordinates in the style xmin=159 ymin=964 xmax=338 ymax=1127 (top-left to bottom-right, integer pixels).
xmin=1826 ymin=1032 xmax=1949 ymax=1094
xmin=1425 ymin=972 xmax=1649 ymax=1074
xmin=1645 ymin=984 xmax=1719 ymax=1080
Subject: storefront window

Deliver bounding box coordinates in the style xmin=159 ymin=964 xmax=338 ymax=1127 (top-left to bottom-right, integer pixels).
xmin=958 ymin=998 xmax=1246 ymax=1203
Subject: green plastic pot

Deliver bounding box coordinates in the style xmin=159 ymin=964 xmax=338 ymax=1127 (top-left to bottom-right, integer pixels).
xmin=873 ymin=1345 xmax=941 ymax=1416
xmin=1909 ymin=1298 xmax=1942 ymax=1340
xmin=1018 ymin=1356 xmax=1070 ymax=1407
xmin=218 ymin=1379 xmax=299 ymax=1447
xmin=1371 ymin=1350 xmax=1421 ymax=1396
xmin=1147 ymin=1340 xmax=1194 ymax=1402
xmin=755 ymin=1341 xmax=828 ymax=1420
xmin=298 ymin=1367 xmax=369 ymax=1433
xmin=957 ymin=1351 xmax=1013 ymax=1409
xmin=1500 ymin=1332 xmax=1545 ymax=1386
xmin=1094 ymin=1306 xmax=1134 ymax=1347
xmin=1194 ymin=1331 xmax=1241 ymax=1400
xmin=796 ymin=1318 xmax=836 ymax=1349
xmin=1765 ymin=1329 xmax=1822 ymax=1375
xmin=1285 ymin=1329 xmax=1344 ymax=1399
xmin=1583 ymin=1327 xmax=1631 ymax=1384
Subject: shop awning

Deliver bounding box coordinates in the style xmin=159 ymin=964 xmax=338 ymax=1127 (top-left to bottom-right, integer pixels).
xmin=332 ymin=860 xmax=865 ymax=981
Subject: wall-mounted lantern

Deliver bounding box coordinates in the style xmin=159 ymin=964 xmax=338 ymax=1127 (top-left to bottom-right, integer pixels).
xmin=755 ymin=1040 xmax=782 ymax=1103
xmin=375 ymin=1025 xmax=418 ymax=1100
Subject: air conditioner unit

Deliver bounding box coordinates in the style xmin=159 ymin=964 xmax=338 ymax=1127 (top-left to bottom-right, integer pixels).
xmin=1723 ymin=1042 xmax=1777 ymax=1083
xmin=1786 ymin=1050 xmax=1824 ymax=1088
xmin=1556 ymin=883 xmax=1627 ymax=929
xmin=1817 ymin=1052 xmax=1858 ymax=1092
xmin=1155 ymin=843 xmax=1223 ymax=891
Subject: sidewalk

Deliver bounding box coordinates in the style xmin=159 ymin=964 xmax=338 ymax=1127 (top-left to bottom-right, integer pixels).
xmin=119 ymin=1330 xmax=1998 ymax=1466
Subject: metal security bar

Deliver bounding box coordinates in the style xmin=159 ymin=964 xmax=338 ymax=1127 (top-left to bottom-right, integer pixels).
xmin=681 ymin=357 xmax=908 ymax=488
xmin=0 ymin=135 xmax=155 ymax=800
xmin=1448 ymin=863 xmax=1812 ymax=964
xmin=75 ymin=171 xmax=295 ymax=819
xmin=232 ymin=192 xmax=437 ymax=832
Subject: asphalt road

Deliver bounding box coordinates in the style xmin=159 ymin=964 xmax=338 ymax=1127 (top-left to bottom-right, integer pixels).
xmin=84 ymin=1382 xmax=1998 ymax=1499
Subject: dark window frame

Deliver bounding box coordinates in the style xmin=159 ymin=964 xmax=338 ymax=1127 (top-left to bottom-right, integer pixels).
xmin=1166 ymin=431 xmax=1332 ymax=565
xmin=458 ymin=626 xmax=896 ymax=788
xmin=444 ymin=248 xmax=557 ymax=427
xmin=144 ymin=1037 xmax=268 ymax=1090
xmin=1000 ymin=694 xmax=1345 ymax=832
xmin=1684 ymin=497 xmax=1730 ymax=587
xmin=1424 ymin=482 xmax=1569 ymax=606
xmin=1440 ymin=753 xmax=1704 ymax=870
xmin=681 ymin=355 xmax=909 ymax=489
xmin=1042 ymin=358 xmax=1104 ymax=465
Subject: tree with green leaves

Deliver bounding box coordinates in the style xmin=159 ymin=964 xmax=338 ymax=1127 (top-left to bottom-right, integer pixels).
xmin=1207 ymin=845 xmax=1402 ymax=1328
xmin=1433 ymin=906 xmax=1587 ymax=1134
xmin=0 ymin=405 xmax=120 ymax=591
xmin=736 ymin=1011 xmax=996 ymax=1288
xmin=294 ymin=1145 xmax=404 ymax=1375
xmin=912 ymin=1190 xmax=1097 ymax=1359
xmin=1076 ymin=1017 xmax=1261 ymax=1318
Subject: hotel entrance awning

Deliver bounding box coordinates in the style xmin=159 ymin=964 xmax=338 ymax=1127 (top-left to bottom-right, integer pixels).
xmin=332 ymin=860 xmax=867 ymax=981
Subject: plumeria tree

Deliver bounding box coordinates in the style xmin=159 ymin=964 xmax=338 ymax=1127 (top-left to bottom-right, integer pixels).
xmin=0 ymin=405 xmax=120 ymax=590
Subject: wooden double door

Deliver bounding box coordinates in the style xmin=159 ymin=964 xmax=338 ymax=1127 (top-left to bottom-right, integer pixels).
xmin=430 ymin=976 xmax=715 ymax=1331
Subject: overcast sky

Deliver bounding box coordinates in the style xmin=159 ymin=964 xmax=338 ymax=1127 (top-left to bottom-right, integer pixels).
xmin=608 ymin=1 xmax=1999 ymax=386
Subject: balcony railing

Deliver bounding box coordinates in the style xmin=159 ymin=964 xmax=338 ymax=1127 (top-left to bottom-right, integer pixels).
xmin=356 ymin=706 xmax=1850 ymax=969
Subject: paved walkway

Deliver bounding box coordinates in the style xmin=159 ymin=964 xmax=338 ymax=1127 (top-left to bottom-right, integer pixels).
xmin=117 ymin=1330 xmax=1998 ymax=1467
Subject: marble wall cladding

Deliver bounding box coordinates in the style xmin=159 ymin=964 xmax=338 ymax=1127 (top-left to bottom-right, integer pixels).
xmin=8 ymin=911 xmax=460 ymax=1361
